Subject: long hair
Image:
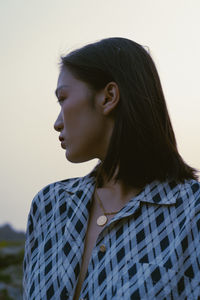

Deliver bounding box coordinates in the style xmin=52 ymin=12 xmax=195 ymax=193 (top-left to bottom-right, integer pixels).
xmin=59 ymin=37 xmax=198 ymax=188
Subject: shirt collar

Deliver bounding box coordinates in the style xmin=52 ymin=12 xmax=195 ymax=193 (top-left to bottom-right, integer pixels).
xmin=136 ymin=180 xmax=181 ymax=205
xmin=62 ymin=164 xmax=181 ymax=206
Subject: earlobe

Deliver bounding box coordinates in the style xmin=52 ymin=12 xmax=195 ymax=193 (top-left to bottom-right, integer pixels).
xmin=102 ymin=82 xmax=120 ymax=116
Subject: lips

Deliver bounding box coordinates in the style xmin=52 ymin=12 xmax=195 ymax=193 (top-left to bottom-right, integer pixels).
xmin=59 ymin=135 xmax=66 ymax=149
xmin=59 ymin=135 xmax=64 ymax=142
xmin=60 ymin=141 xmax=66 ymax=149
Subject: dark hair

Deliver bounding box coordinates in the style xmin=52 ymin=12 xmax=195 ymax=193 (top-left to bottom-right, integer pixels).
xmin=59 ymin=37 xmax=198 ymax=188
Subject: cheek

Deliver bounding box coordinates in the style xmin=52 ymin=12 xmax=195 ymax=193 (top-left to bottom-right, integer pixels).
xmin=66 ymin=107 xmax=101 ymax=140
xmin=62 ymin=103 xmax=78 ymax=129
xmin=61 ymin=92 xmax=102 ymax=140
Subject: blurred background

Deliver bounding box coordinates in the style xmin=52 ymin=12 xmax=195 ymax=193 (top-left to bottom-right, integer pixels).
xmin=0 ymin=0 xmax=200 ymax=297
xmin=1 ymin=0 xmax=200 ymax=233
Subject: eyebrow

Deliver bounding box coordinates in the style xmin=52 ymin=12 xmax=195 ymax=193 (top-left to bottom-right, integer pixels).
xmin=54 ymin=85 xmax=69 ymax=97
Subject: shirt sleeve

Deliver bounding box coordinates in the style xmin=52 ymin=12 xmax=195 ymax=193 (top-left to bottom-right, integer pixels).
xmin=181 ymin=184 xmax=200 ymax=297
xmin=23 ymin=190 xmax=42 ymax=300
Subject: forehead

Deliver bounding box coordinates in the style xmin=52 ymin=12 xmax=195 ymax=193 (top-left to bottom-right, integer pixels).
xmin=55 ymin=68 xmax=80 ymax=97
xmin=55 ymin=67 xmax=93 ymax=98
xmin=57 ymin=67 xmax=76 ymax=86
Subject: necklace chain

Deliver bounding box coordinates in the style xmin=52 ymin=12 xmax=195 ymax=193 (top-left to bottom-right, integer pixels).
xmin=94 ymin=182 xmax=141 ymax=227
xmin=95 ymin=189 xmax=120 ymax=215
xmin=94 ymin=185 xmax=120 ymax=227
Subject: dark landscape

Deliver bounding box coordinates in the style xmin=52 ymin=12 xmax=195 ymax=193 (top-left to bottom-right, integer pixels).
xmin=0 ymin=224 xmax=25 ymax=300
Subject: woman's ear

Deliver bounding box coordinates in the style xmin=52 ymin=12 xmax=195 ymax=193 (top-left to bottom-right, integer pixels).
xmin=99 ymin=82 xmax=120 ymax=116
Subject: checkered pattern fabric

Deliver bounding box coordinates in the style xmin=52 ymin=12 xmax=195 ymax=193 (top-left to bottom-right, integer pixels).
xmin=23 ymin=166 xmax=200 ymax=299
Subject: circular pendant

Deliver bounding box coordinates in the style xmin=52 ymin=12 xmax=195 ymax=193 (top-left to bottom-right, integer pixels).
xmin=97 ymin=215 xmax=108 ymax=226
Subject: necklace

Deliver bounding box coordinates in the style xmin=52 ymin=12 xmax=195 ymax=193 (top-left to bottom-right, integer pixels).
xmin=95 ymin=188 xmax=120 ymax=227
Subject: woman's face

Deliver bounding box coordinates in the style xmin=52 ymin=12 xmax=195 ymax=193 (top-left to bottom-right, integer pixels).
xmin=54 ymin=67 xmax=111 ymax=163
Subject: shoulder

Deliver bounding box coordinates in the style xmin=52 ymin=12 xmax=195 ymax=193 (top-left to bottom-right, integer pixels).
xmin=179 ymin=179 xmax=200 ymax=203
xmin=176 ymin=179 xmax=200 ymax=230
xmin=29 ymin=176 xmax=84 ymax=214
xmin=25 ymin=174 xmax=92 ymax=242
xmin=28 ymin=163 xmax=99 ymax=221
xmin=32 ymin=162 xmax=99 ymax=203
xmin=34 ymin=176 xmax=82 ymax=199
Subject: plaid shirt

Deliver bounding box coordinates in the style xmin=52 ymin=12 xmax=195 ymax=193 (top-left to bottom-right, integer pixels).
xmin=23 ymin=166 xmax=200 ymax=299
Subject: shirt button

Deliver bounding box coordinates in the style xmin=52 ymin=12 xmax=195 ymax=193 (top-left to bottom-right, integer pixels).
xmin=99 ymin=244 xmax=106 ymax=252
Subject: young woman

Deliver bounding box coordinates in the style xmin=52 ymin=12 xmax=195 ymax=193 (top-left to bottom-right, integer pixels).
xmin=23 ymin=37 xmax=200 ymax=299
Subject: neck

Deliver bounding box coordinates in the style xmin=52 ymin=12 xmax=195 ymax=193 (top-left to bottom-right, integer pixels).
xmin=95 ymin=163 xmax=142 ymax=206
xmin=102 ymin=181 xmax=141 ymax=203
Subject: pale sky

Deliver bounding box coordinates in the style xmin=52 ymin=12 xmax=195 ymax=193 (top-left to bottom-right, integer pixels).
xmin=0 ymin=0 xmax=200 ymax=230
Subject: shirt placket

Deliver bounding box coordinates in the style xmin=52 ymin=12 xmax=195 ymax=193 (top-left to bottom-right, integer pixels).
xmin=79 ymin=200 xmax=141 ymax=300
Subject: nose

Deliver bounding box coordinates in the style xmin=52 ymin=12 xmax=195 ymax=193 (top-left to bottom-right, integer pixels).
xmin=54 ymin=111 xmax=63 ymax=132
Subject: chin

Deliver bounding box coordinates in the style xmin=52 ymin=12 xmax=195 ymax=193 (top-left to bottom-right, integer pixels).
xmin=65 ymin=150 xmax=94 ymax=164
